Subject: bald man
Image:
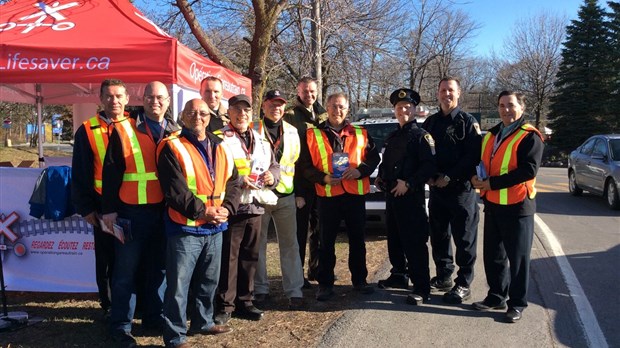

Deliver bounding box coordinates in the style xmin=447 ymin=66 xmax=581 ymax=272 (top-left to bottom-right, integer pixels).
xmin=102 ymin=81 xmax=181 ymax=345
xmin=157 ymin=98 xmax=241 ymax=346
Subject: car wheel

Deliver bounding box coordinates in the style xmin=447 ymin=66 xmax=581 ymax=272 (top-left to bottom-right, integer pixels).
xmin=568 ymin=170 xmax=583 ymax=196
xmin=605 ymin=179 xmax=620 ymax=210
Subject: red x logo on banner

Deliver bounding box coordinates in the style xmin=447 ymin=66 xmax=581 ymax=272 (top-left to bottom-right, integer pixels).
xmin=0 ymin=212 xmax=20 ymax=243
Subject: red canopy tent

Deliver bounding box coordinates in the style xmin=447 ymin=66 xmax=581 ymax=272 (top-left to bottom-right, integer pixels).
xmin=0 ymin=0 xmax=251 ymax=165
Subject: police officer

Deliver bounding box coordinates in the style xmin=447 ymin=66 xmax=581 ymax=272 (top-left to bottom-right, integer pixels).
xmin=375 ymin=89 xmax=437 ymax=305
xmin=421 ymin=77 xmax=482 ymax=304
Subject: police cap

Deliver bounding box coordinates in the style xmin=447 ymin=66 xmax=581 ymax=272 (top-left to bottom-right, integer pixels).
xmin=389 ymin=88 xmax=421 ymax=106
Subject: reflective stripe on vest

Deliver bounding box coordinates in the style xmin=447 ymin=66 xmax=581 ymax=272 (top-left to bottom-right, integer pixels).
xmin=163 ymin=136 xmax=233 ymax=226
xmin=257 ymin=120 xmax=300 ymax=194
xmin=480 ymin=124 xmax=542 ymax=205
xmin=116 ymin=119 xmax=163 ymax=205
xmin=307 ymin=125 xmax=370 ymax=197
xmin=85 ymin=116 xmax=108 ymax=193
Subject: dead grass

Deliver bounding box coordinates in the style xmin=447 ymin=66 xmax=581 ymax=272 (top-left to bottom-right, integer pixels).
xmin=0 ymin=230 xmax=387 ymax=348
xmin=0 ymin=145 xmax=71 ymax=168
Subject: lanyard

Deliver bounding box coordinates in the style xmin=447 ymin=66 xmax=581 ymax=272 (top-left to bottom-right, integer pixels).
xmin=233 ymin=127 xmax=254 ymax=159
xmin=262 ymin=120 xmax=283 ymax=157
xmin=200 ymin=137 xmax=215 ymax=181
xmin=328 ymin=127 xmax=345 ymax=152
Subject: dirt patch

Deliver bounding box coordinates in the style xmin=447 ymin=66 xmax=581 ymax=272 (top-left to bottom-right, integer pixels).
xmin=0 ymin=230 xmax=387 ymax=347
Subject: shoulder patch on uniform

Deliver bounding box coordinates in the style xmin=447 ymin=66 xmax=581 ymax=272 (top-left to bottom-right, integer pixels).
xmin=473 ymin=122 xmax=482 ymax=135
xmin=224 ymin=130 xmax=235 ymax=137
xmin=424 ymin=133 xmax=436 ymax=155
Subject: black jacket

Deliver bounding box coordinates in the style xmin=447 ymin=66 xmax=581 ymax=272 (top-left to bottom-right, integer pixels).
xmin=101 ymin=112 xmax=180 ymax=214
xmin=71 ymin=112 xmax=120 ymax=216
xmin=483 ymin=117 xmax=544 ymax=216
xmin=378 ymin=120 xmax=436 ymax=197
xmin=422 ymin=107 xmax=481 ymax=190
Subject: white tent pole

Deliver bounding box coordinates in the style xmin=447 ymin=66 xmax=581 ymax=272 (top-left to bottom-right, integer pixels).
xmin=36 ymin=84 xmax=45 ymax=168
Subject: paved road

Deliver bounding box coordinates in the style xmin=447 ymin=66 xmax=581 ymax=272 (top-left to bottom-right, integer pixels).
xmin=317 ymin=167 xmax=619 ymax=348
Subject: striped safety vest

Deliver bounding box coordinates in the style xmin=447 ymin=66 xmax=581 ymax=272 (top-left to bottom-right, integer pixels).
xmin=83 ymin=113 xmax=127 ymax=194
xmin=114 ymin=118 xmax=163 ymax=205
xmin=480 ymin=123 xmax=543 ymax=205
xmin=306 ymin=124 xmax=370 ymax=197
xmin=158 ymin=135 xmax=234 ymax=226
xmin=256 ymin=120 xmax=300 ymax=194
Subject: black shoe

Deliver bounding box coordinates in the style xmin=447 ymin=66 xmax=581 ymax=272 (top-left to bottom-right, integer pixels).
xmin=505 ymin=307 xmax=522 ymax=323
xmin=442 ymin=285 xmax=471 ymax=304
xmin=110 ymin=330 xmax=137 ymax=348
xmin=377 ymin=274 xmax=409 ymax=289
xmin=472 ymin=298 xmax=507 ymax=311
xmin=406 ymin=291 xmax=430 ymax=305
xmin=316 ymin=286 xmax=335 ymax=301
xmin=430 ymin=276 xmax=454 ymax=292
xmin=353 ymin=282 xmax=375 ymax=295
xmin=288 ymin=297 xmax=305 ymax=310
xmin=234 ymin=305 xmax=264 ymax=321
xmin=214 ymin=312 xmax=231 ymax=325
xmin=303 ymin=278 xmax=313 ymax=289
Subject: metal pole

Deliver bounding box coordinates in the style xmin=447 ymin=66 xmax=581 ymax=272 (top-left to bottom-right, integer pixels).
xmin=36 ymin=84 xmax=44 ymax=168
xmin=311 ymin=0 xmax=322 ymax=103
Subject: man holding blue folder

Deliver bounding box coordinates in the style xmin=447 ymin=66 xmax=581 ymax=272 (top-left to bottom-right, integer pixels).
xmin=299 ymin=92 xmax=381 ymax=301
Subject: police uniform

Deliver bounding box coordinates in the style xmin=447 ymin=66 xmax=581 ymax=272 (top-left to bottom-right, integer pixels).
xmin=377 ymin=89 xmax=437 ymax=303
xmin=421 ymin=101 xmax=481 ymax=302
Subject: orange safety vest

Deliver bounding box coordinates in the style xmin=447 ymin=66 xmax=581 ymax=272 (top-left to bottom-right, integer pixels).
xmin=83 ymin=113 xmax=128 ymax=194
xmin=480 ymin=123 xmax=543 ymax=205
xmin=159 ymin=135 xmax=234 ymax=226
xmin=114 ymin=118 xmax=163 ymax=205
xmin=306 ymin=125 xmax=370 ymax=197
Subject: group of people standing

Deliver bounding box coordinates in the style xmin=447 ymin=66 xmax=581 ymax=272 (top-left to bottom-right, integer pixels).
xmin=376 ymin=77 xmax=544 ymax=324
xmin=71 ymin=74 xmax=543 ymax=348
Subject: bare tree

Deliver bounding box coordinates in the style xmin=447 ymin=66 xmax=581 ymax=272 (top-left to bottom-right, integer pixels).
xmin=175 ymin=0 xmax=288 ymax=104
xmin=494 ymin=11 xmax=566 ymax=129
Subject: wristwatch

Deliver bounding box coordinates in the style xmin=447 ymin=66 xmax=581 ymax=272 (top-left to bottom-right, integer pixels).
xmin=443 ymin=175 xmax=451 ymax=183
xmin=405 ymin=181 xmax=411 ymax=189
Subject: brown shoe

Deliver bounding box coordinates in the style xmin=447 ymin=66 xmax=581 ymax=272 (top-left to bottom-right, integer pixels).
xmin=188 ymin=324 xmax=233 ymax=336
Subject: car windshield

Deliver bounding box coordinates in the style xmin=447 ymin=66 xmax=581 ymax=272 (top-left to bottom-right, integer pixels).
xmin=610 ymin=139 xmax=620 ymax=161
xmin=362 ymin=123 xmax=399 ymax=151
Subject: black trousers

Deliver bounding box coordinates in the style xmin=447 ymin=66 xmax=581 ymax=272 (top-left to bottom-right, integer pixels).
xmin=428 ymin=185 xmax=479 ymax=287
xmin=385 ymin=193 xmax=431 ymax=294
xmin=483 ymin=211 xmax=534 ymax=310
xmin=218 ymin=214 xmax=261 ymax=313
xmin=296 ymin=190 xmax=320 ymax=278
xmin=316 ymin=194 xmax=368 ymax=287
xmin=93 ymin=223 xmax=115 ymax=310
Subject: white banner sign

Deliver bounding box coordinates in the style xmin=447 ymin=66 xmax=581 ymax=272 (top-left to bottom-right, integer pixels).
xmin=0 ymin=167 xmax=96 ymax=292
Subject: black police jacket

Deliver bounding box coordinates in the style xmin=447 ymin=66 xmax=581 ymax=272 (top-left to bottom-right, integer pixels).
xmin=378 ymin=120 xmax=436 ymax=195
xmin=421 ymin=107 xmax=481 ymax=187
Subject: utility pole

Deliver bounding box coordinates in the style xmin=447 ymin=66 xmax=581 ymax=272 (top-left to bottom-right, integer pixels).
xmin=311 ymin=0 xmax=322 ymax=103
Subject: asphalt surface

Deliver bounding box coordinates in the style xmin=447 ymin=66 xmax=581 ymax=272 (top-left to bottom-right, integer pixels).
xmin=316 ymin=207 xmax=581 ymax=348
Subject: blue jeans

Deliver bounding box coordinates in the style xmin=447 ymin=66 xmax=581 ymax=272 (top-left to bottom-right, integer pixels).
xmin=109 ymin=204 xmax=166 ymax=334
xmin=163 ymin=231 xmax=222 ymax=347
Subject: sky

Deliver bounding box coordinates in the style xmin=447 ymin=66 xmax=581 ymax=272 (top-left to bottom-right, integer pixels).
xmin=453 ymin=0 xmax=591 ymax=57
